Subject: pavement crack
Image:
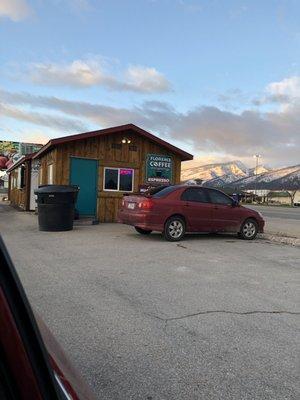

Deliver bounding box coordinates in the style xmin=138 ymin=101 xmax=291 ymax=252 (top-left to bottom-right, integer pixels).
xmin=144 ymin=309 xmax=300 ymax=326
xmin=164 ymin=310 xmax=300 ymax=321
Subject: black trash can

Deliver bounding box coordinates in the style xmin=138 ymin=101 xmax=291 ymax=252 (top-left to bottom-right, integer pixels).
xmin=35 ymin=185 xmax=79 ymax=231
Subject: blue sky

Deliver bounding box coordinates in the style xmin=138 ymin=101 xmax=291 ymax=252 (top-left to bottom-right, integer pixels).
xmin=1 ymin=0 xmax=300 ymax=167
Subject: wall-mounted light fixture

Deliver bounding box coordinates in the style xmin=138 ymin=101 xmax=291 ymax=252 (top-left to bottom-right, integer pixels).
xmin=121 ymin=138 xmax=131 ymax=144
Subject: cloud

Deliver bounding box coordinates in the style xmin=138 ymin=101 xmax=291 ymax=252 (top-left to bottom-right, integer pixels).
xmin=254 ymin=75 xmax=300 ymax=106
xmin=0 ymin=0 xmax=31 ymax=21
xmin=24 ymin=59 xmax=172 ymax=93
xmin=0 ymin=87 xmax=299 ymax=166
xmin=267 ymin=76 xmax=300 ymax=99
xmin=29 ymin=60 xmax=104 ymax=88
xmin=0 ymin=101 xmax=88 ymax=132
xmin=22 ymin=131 xmax=50 ymax=145
xmin=123 ymin=66 xmax=171 ymax=93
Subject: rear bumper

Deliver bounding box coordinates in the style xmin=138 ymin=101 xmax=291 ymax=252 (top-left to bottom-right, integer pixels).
xmin=117 ymin=209 xmax=162 ymax=231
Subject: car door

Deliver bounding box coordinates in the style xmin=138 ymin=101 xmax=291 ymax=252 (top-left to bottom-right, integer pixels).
xmin=208 ymin=189 xmax=240 ymax=232
xmin=181 ymin=187 xmax=213 ymax=232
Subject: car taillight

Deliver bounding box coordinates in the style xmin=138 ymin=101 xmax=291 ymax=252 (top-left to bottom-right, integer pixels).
xmin=138 ymin=199 xmax=153 ymax=210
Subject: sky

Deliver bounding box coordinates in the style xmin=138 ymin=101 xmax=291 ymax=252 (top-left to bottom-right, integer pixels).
xmin=1 ymin=0 xmax=300 ymax=168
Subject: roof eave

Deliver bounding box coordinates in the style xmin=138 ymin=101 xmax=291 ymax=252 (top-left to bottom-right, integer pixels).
xmin=33 ymin=124 xmax=194 ymax=161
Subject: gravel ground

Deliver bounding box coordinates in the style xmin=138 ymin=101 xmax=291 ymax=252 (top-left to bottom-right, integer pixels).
xmin=0 ymin=204 xmax=300 ymax=400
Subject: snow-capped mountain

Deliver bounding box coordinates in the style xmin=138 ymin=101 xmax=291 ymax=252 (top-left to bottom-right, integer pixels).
xmin=181 ymin=160 xmax=248 ymax=184
xmin=181 ymin=160 xmax=300 ymax=190
xmin=248 ymin=165 xmax=270 ymax=176
xmin=232 ymin=165 xmax=300 ymax=190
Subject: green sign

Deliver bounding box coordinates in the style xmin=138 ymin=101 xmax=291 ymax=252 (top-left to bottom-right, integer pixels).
xmin=146 ymin=154 xmax=172 ymax=184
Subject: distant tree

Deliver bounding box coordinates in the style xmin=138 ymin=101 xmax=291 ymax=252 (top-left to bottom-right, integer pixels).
xmin=287 ymin=190 xmax=298 ymax=206
xmin=0 ymin=141 xmax=15 ymax=155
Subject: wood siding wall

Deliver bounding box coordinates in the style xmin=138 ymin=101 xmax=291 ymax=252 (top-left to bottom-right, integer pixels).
xmin=38 ymin=130 xmax=183 ymax=222
xmin=8 ymin=160 xmax=31 ymax=211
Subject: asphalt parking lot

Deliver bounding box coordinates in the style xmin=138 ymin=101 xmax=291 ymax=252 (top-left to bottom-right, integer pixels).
xmin=246 ymin=205 xmax=300 ymax=238
xmin=0 ymin=204 xmax=299 ymax=400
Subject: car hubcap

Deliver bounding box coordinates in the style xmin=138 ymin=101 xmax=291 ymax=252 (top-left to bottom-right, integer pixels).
xmin=169 ymin=220 xmax=183 ymax=238
xmin=243 ymin=222 xmax=256 ymax=238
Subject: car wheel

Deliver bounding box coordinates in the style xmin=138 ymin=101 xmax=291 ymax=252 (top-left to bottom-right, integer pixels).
xmin=239 ymin=219 xmax=258 ymax=240
xmin=164 ymin=216 xmax=185 ymax=241
xmin=135 ymin=227 xmax=152 ymax=235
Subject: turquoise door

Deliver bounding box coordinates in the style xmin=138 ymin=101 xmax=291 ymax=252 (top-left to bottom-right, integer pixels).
xmin=70 ymin=157 xmax=98 ymax=216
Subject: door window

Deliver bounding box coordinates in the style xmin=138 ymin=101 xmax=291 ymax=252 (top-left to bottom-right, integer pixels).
xmin=209 ymin=190 xmax=233 ymax=205
xmin=181 ymin=188 xmax=209 ymax=203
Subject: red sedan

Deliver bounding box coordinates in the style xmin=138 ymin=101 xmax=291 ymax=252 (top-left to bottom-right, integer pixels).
xmin=118 ymin=185 xmax=265 ymax=241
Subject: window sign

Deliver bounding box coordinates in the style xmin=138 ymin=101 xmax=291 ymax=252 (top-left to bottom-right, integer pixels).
xmin=119 ymin=169 xmax=134 ymax=191
xmin=146 ymin=154 xmax=172 ymax=184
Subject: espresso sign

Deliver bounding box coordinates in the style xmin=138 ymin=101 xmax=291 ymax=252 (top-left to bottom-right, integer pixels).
xmin=146 ymin=154 xmax=172 ymax=184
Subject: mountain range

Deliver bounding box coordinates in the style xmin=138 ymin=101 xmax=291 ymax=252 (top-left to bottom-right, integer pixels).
xmin=181 ymin=161 xmax=300 ymax=190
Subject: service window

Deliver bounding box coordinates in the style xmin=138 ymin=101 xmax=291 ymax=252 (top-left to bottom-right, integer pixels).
xmin=209 ymin=190 xmax=233 ymax=205
xmin=181 ymin=188 xmax=209 ymax=203
xmin=104 ymin=168 xmax=134 ymax=192
xmin=47 ymin=164 xmax=53 ymax=184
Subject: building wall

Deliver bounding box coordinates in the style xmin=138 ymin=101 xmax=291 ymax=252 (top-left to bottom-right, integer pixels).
xmin=268 ymin=195 xmax=290 ymax=205
xmin=37 ymin=131 xmax=182 ymax=222
xmin=268 ymin=190 xmax=300 ymax=205
xmin=29 ymin=160 xmax=39 ymax=210
xmin=8 ymin=160 xmax=31 ymax=210
xmin=294 ymin=190 xmax=300 ymax=203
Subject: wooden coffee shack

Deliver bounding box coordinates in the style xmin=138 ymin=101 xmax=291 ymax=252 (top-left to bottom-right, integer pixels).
xmin=32 ymin=123 xmax=193 ymax=222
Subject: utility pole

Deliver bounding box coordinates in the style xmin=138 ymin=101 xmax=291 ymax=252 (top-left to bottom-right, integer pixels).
xmin=253 ymin=154 xmax=261 ymax=202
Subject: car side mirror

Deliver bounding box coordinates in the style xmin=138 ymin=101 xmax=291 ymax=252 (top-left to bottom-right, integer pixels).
xmin=232 ymin=199 xmax=239 ymax=207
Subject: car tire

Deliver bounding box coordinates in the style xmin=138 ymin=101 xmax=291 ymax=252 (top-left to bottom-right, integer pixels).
xmin=239 ymin=219 xmax=258 ymax=240
xmin=135 ymin=227 xmax=152 ymax=235
xmin=164 ymin=216 xmax=185 ymax=242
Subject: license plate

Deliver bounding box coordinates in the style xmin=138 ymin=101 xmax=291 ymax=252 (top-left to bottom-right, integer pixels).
xmin=127 ymin=203 xmax=135 ymax=210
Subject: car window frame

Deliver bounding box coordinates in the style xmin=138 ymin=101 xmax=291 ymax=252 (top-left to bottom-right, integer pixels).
xmin=180 ymin=187 xmax=210 ymax=203
xmin=207 ymin=189 xmax=234 ymax=206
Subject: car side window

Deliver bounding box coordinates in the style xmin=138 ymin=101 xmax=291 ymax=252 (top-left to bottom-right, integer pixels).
xmin=209 ymin=190 xmax=233 ymax=205
xmin=181 ymin=188 xmax=209 ymax=203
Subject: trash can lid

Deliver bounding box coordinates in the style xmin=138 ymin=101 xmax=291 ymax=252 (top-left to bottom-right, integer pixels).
xmin=34 ymin=184 xmax=79 ymax=194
